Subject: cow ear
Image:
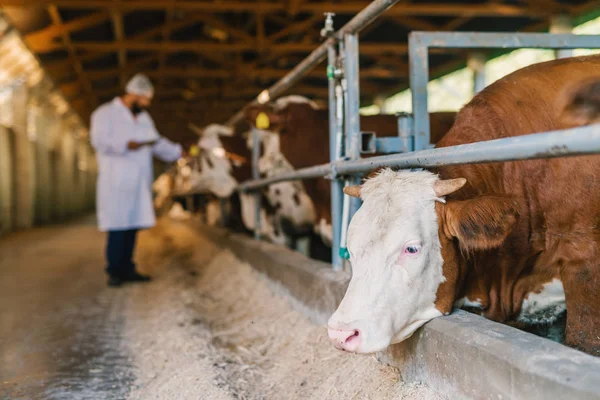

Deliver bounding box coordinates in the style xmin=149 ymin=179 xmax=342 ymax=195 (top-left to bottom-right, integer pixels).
xmin=441 ymin=196 xmax=522 ymax=251
xmin=560 ymin=77 xmax=600 ymax=127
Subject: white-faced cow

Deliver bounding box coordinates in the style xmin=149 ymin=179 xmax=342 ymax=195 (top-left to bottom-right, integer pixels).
xmin=244 ymin=96 xmax=457 ymax=251
xmin=328 ymin=55 xmax=600 ymax=356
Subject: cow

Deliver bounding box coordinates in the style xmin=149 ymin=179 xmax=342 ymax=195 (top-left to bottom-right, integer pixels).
xmin=326 ymin=55 xmax=600 ymax=356
xmin=244 ymin=96 xmax=456 ymax=249
xmin=152 ymin=124 xmax=238 ymax=219
xmin=152 ymin=124 xmax=291 ymax=245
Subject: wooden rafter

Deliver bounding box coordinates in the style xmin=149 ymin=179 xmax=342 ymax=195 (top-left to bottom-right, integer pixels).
xmin=256 ymin=11 xmax=265 ymax=53
xmin=110 ymin=9 xmax=126 ymax=87
xmin=390 ymin=16 xmax=440 ymax=32
xmin=193 ymin=13 xmax=256 ymax=44
xmin=155 ymin=5 xmax=175 ymax=94
xmin=267 ymin=14 xmax=321 ymax=44
xmin=288 ymin=0 xmax=304 ymax=17
xmin=47 ymin=5 xmax=97 ymax=117
xmin=24 ymin=10 xmax=111 ymax=48
xmin=3 ymin=1 xmax=552 ymax=18
xmin=33 ymin=40 xmax=409 ymax=54
xmin=85 ymin=65 xmax=406 ymax=81
xmin=442 ymin=16 xmax=475 ymax=31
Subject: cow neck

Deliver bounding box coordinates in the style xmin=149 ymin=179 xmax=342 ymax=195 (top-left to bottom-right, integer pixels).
xmin=434 ymin=201 xmax=466 ymax=315
xmin=431 ymin=162 xmax=504 ymax=315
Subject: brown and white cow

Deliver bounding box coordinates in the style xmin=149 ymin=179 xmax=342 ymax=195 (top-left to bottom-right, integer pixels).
xmin=244 ymin=97 xmax=456 ymax=248
xmin=327 ymin=55 xmax=600 ymax=356
xmin=151 ymin=124 xmax=285 ymax=243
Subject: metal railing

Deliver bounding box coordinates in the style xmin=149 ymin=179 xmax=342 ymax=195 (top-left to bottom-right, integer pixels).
xmin=226 ymin=0 xmax=403 ymax=127
xmin=238 ymin=125 xmax=600 ymax=190
xmin=231 ymin=0 xmax=600 ymax=270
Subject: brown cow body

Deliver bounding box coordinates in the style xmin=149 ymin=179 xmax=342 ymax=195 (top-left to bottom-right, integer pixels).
xmin=429 ymin=55 xmax=600 ymax=355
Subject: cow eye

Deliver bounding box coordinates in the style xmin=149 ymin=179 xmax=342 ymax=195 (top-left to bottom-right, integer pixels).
xmin=404 ymin=244 xmax=421 ymax=255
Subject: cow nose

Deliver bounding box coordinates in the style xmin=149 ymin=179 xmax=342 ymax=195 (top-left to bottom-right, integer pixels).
xmin=327 ymin=326 xmax=361 ymax=352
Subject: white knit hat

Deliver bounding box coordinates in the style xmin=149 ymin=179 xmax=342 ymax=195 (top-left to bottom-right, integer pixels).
xmin=125 ymin=73 xmax=154 ymax=98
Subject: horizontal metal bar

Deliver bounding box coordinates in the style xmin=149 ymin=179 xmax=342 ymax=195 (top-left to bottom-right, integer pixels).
xmin=410 ymin=32 xmax=600 ymax=49
xmin=226 ymin=0 xmax=402 ymax=126
xmin=375 ymin=137 xmax=412 ymax=154
xmin=237 ymin=125 xmax=600 ymax=191
xmin=361 ymin=134 xmax=411 ymax=154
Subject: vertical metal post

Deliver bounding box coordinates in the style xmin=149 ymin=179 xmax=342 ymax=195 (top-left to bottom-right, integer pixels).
xmin=468 ymin=52 xmax=486 ymax=95
xmin=409 ymin=35 xmax=431 ymax=151
xmin=397 ymin=112 xmax=414 ymax=153
xmin=550 ymin=15 xmax=573 ymax=59
xmin=343 ymin=33 xmax=361 ymax=219
xmin=328 ymin=44 xmax=343 ymax=271
xmin=251 ymin=127 xmax=261 ymax=239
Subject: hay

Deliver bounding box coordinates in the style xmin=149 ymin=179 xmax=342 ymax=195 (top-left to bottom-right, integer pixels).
xmin=126 ymin=220 xmax=444 ymax=399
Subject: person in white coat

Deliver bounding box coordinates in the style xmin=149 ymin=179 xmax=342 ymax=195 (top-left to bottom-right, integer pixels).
xmin=91 ymin=73 xmax=183 ymax=287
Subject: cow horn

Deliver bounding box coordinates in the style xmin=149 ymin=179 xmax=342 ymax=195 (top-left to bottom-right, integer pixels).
xmin=434 ymin=178 xmax=467 ymax=197
xmin=343 ymin=185 xmax=361 ymax=198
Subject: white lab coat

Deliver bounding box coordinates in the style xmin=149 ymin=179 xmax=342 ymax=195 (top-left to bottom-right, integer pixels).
xmin=91 ymin=97 xmax=182 ymax=231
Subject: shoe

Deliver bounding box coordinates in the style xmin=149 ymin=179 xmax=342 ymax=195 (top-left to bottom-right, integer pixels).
xmin=107 ymin=275 xmax=124 ymax=287
xmin=123 ymin=271 xmax=152 ymax=283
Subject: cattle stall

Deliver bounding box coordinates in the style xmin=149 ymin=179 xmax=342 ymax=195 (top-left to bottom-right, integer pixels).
xmin=225 ymin=1 xmax=600 ymax=398
xmin=2 ymin=1 xmax=600 ymax=399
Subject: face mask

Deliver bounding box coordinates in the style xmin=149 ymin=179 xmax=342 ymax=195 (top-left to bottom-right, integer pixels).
xmin=130 ymin=102 xmax=145 ymax=116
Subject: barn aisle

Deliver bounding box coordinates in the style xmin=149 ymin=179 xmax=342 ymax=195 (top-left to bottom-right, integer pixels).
xmin=0 ymin=217 xmax=441 ymax=400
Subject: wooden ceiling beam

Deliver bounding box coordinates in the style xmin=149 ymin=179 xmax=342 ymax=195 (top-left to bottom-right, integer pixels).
xmin=266 ymin=14 xmax=321 ymax=44
xmin=442 ymin=16 xmax=474 ymax=31
xmin=257 ymin=11 xmax=266 ymax=53
xmin=130 ymin=13 xmax=202 ymax=41
xmin=390 ymin=16 xmax=440 ymax=32
xmin=193 ymin=13 xmax=256 ymax=44
xmin=85 ymin=65 xmax=407 ymax=81
xmin=24 ymin=10 xmax=111 ymax=48
xmin=110 ymin=9 xmax=127 ymax=87
xmin=5 ymin=1 xmax=551 ymax=17
xmin=34 ymin=40 xmax=409 ymax=54
xmin=35 ymin=12 xmax=204 ymax=81
xmin=155 ymin=5 xmax=175 ymax=94
xmin=288 ymin=0 xmax=304 ymax=17
xmin=47 ymin=5 xmax=97 ymax=117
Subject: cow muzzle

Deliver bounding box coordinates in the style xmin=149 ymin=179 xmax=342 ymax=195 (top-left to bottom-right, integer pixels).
xmin=327 ymin=324 xmax=361 ymax=352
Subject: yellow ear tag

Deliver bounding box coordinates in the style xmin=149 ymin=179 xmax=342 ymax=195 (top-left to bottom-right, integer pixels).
xmin=256 ymin=112 xmax=270 ymax=129
xmin=189 ymin=145 xmax=199 ymax=157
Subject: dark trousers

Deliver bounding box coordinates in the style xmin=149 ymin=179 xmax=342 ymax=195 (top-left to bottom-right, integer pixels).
xmin=106 ymin=229 xmax=138 ymax=277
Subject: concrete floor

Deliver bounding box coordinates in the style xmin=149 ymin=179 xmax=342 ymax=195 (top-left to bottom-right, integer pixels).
xmin=0 ymin=216 xmax=439 ymax=400
xmin=0 ymin=216 xmax=135 ymax=399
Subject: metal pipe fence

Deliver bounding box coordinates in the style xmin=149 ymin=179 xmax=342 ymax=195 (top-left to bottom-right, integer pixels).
xmin=237 ymin=125 xmax=600 ymax=191
xmin=226 ymin=0 xmax=403 ymax=127
xmin=409 ymin=32 xmax=600 ymax=152
xmin=228 ymin=0 xmax=600 ymax=270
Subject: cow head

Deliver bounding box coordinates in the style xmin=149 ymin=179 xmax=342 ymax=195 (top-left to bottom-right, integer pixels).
xmin=244 ymin=95 xmax=319 ymax=136
xmin=242 ymin=98 xmax=319 ymax=237
xmin=328 ymin=169 xmax=521 ymax=353
xmin=186 ymin=123 xmax=238 ymax=198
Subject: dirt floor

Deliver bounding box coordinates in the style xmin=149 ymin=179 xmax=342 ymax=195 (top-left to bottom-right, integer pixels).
xmin=0 ymin=216 xmax=443 ymax=399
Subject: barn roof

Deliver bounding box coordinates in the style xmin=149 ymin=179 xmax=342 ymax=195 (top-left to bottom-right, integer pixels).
xmin=1 ymin=0 xmax=598 ymax=144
